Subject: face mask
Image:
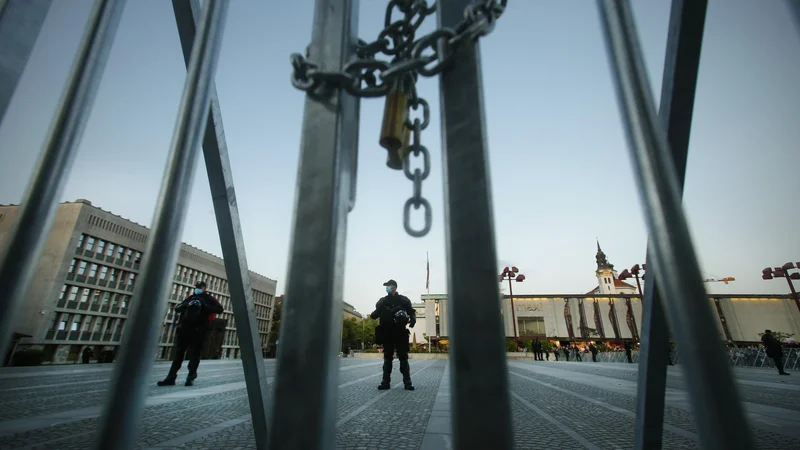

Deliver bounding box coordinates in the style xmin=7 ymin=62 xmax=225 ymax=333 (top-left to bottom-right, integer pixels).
xmin=385 ymin=286 xmax=392 ymax=294
xmin=194 ymin=288 xmax=203 ymax=295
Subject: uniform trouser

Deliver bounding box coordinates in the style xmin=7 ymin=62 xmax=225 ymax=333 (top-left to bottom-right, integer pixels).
xmin=772 ymin=353 xmax=786 ymax=374
xmin=382 ymin=331 xmax=411 ymax=384
xmin=166 ymin=328 xmax=206 ymax=381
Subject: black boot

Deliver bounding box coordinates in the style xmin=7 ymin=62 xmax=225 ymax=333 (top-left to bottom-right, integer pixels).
xmin=157 ymin=376 xmax=176 ymax=386
xmin=400 ymin=359 xmax=414 ymax=391
xmin=185 ymin=373 xmax=197 ymax=386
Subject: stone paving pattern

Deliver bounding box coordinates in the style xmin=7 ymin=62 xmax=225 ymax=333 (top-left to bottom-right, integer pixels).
xmin=1 ymin=358 xmax=799 ymax=449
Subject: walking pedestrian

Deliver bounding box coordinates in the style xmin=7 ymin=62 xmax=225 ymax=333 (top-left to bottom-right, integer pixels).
xmin=761 ymin=329 xmax=790 ymax=376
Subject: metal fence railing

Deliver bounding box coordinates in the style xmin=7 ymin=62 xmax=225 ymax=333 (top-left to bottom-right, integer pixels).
xmin=567 ymin=348 xmax=800 ymax=373
xmin=1 ymin=0 xmax=796 ymax=449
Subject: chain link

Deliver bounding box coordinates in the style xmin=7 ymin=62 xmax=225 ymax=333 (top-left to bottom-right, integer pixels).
xmin=403 ymin=119 xmax=432 ymax=237
xmin=290 ymin=0 xmax=508 ymax=237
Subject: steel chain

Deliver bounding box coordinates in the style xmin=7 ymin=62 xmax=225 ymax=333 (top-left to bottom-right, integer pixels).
xmin=289 ymin=0 xmax=508 ymax=237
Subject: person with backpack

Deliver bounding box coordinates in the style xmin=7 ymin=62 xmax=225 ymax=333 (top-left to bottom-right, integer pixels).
xmin=370 ymin=279 xmax=416 ymax=391
xmin=158 ymin=281 xmax=224 ymax=386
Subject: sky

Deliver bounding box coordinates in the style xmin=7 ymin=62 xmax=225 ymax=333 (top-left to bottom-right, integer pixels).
xmin=1 ymin=0 xmax=798 ymax=316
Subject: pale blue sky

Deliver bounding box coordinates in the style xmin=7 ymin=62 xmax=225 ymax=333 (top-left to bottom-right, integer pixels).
xmin=1 ymin=1 xmax=798 ymax=315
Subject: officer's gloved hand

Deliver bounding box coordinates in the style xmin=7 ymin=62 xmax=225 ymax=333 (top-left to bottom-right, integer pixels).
xmin=409 ymin=318 xmax=416 ymax=328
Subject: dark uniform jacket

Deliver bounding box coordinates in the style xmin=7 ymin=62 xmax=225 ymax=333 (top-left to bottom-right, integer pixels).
xmin=175 ymin=292 xmax=224 ymax=332
xmin=370 ymin=293 xmax=416 ymax=343
xmin=761 ymin=333 xmax=782 ymax=358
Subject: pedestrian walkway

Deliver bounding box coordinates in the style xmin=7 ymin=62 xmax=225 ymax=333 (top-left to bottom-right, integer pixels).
xmin=0 ymin=359 xmax=798 ymax=449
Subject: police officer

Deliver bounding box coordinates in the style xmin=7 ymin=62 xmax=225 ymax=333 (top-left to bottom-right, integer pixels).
xmin=370 ymin=279 xmax=416 ymax=390
xmin=158 ymin=281 xmax=224 ymax=386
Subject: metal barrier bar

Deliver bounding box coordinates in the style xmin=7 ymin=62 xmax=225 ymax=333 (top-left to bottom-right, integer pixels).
xmin=0 ymin=0 xmax=126 ymax=361
xmin=788 ymin=0 xmax=800 ymax=36
xmin=0 ymin=0 xmax=52 ymax=125
xmin=268 ymin=0 xmax=358 ymax=448
xmin=436 ymin=1 xmax=514 ymax=449
xmin=634 ymin=1 xmax=707 ymax=448
xmin=94 ymin=2 xmax=229 ymax=449
xmin=171 ymin=1 xmax=271 ymax=448
xmin=597 ymin=1 xmax=755 ymax=449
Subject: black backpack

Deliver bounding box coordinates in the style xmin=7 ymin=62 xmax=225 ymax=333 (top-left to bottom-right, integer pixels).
xmin=180 ymin=296 xmax=206 ymax=327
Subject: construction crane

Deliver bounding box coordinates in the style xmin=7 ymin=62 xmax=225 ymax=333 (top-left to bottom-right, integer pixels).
xmin=703 ymin=277 xmax=735 ymax=284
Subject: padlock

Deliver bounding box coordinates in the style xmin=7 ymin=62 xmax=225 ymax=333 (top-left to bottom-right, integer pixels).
xmin=379 ymin=84 xmax=408 ymax=154
xmin=386 ymin=125 xmax=411 ymax=170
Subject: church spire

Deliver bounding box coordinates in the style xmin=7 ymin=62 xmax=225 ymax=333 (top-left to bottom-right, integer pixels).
xmin=595 ymin=239 xmax=614 ymax=271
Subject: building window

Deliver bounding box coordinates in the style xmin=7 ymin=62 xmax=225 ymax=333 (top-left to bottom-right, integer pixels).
xmin=77 ymin=261 xmax=88 ymax=276
xmin=110 ymin=269 xmax=118 ymax=282
xmin=106 ymin=243 xmax=115 ymax=257
xmin=80 ymin=289 xmax=91 ymax=303
xmin=102 ymin=292 xmax=111 ymax=306
xmin=71 ymin=317 xmax=81 ymax=331
xmin=92 ymin=290 xmax=101 ymax=305
xmin=77 ymin=234 xmax=86 ymax=250
xmin=111 ymin=294 xmax=119 ymax=310
xmin=134 ymin=251 xmax=142 ymax=263
xmin=124 ymin=249 xmax=133 ymax=262
xmin=69 ymin=259 xmax=77 ymax=274
xmin=69 ymin=288 xmax=79 ymax=302
xmin=59 ymin=285 xmax=68 ymax=300
xmin=99 ymin=266 xmax=108 ymax=280
xmin=518 ymin=317 xmax=546 ymax=337
xmin=128 ymin=273 xmax=135 ymax=286
xmin=86 ymin=236 xmax=96 ymax=252
xmin=121 ymin=296 xmax=128 ymax=309
xmin=96 ymin=240 xmax=106 ymax=256
xmin=89 ymin=264 xmax=98 ymax=278
xmin=116 ymin=246 xmax=125 ymax=260
xmin=59 ymin=317 xmax=68 ymax=331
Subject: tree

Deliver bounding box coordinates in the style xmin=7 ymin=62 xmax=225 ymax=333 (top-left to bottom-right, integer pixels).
xmin=341 ymin=317 xmax=379 ymax=350
xmin=268 ymin=303 xmax=282 ymax=352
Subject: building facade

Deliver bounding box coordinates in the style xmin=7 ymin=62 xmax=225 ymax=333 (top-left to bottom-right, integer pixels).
xmin=419 ymin=244 xmax=800 ymax=344
xmin=0 ymin=200 xmax=277 ymax=364
xmin=343 ymin=301 xmax=363 ymax=320
xmin=409 ymin=302 xmax=426 ymax=345
xmin=421 ymin=293 xmax=799 ymax=344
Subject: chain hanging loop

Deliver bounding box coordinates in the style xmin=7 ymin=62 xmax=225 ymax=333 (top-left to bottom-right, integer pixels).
xmin=289 ymin=0 xmax=508 ymax=238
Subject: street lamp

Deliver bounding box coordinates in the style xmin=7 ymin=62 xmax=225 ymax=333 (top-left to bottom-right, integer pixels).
xmin=617 ymin=264 xmax=645 ymax=343
xmin=499 ymin=266 xmax=526 ymax=344
xmin=618 ymin=263 xmax=646 ymax=296
xmin=763 ymin=262 xmax=800 ymax=312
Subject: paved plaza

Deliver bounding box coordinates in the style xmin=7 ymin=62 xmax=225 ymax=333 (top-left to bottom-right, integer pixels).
xmin=1 ymin=358 xmax=799 ymax=449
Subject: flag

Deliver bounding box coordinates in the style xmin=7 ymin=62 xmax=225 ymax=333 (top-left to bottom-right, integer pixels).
xmin=426 ymin=252 xmax=430 ymax=291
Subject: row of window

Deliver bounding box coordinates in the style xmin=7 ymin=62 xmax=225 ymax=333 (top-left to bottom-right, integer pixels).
xmin=46 ymin=311 xmax=126 ymax=342
xmin=77 ymin=234 xmax=141 ymax=263
xmin=68 ymin=258 xmax=137 ymax=285
xmin=175 ymin=264 xmax=228 ymax=294
xmin=169 ymin=284 xmax=272 ymax=324
xmin=58 ymin=284 xmax=131 ymax=313
xmin=173 ymin=264 xmax=274 ymax=307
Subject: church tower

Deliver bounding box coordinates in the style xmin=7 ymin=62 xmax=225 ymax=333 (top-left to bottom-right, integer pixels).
xmin=595 ymin=240 xmax=617 ymax=294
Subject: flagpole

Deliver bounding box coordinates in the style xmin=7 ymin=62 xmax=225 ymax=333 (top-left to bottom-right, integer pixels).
xmin=426 ymin=251 xmax=430 ymax=352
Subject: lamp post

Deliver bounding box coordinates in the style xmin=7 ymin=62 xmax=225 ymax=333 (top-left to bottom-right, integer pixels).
xmin=619 ymin=263 xmax=646 ymax=296
xmin=762 ymin=262 xmax=800 ymax=312
xmin=499 ymin=266 xmax=526 ymax=344
xmin=617 ymin=264 xmax=645 ymax=343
